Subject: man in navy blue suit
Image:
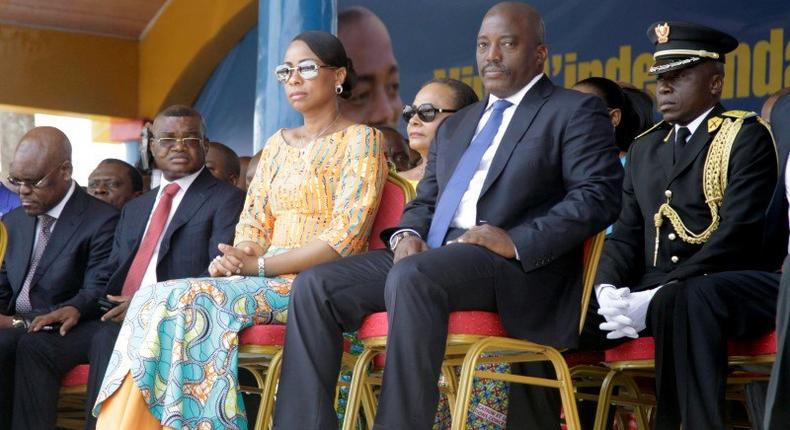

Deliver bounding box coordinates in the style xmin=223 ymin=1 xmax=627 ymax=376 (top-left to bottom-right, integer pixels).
xmin=0 ymin=126 xmax=119 ymax=430
xmin=272 ymin=3 xmax=623 ymax=429
xmin=11 ymin=106 xmax=246 ymax=430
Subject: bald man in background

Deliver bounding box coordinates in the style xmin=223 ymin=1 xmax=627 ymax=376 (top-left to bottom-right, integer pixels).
xmin=0 ymin=127 xmax=118 ymax=429
xmin=338 ymin=6 xmax=403 ymax=127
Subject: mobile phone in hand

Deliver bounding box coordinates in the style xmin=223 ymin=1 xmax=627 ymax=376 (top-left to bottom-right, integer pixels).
xmin=97 ymin=297 xmax=121 ymax=313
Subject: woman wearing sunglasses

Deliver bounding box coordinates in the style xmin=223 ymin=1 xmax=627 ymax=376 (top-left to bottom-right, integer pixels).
xmin=400 ymin=78 xmax=479 ymax=185
xmin=93 ymin=31 xmax=386 ymax=430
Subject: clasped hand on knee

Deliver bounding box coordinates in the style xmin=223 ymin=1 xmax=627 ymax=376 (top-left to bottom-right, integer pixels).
xmin=595 ymin=284 xmax=661 ymax=339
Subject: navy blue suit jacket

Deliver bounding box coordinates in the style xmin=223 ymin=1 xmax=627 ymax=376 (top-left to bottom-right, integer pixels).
xmin=104 ymin=168 xmax=245 ymax=295
xmin=383 ymin=75 xmax=624 ymax=348
xmin=0 ymin=185 xmax=118 ymax=317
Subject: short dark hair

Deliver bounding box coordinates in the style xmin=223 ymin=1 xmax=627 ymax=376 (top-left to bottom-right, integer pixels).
xmin=422 ymin=78 xmax=479 ymax=110
xmin=155 ymin=105 xmax=207 ymax=136
xmin=208 ymin=142 xmax=241 ymax=177
xmin=575 ymin=77 xmax=640 ymax=152
xmin=99 ymin=158 xmax=143 ymax=192
xmin=292 ymin=31 xmax=357 ymax=99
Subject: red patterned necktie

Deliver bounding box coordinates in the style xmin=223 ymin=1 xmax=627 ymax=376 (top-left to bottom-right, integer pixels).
xmin=121 ymin=182 xmax=181 ymax=296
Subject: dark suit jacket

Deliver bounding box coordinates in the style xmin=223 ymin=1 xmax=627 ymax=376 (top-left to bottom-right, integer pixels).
xmin=104 ymin=168 xmax=245 ymax=294
xmin=383 ymin=75 xmax=624 ymax=348
xmin=762 ymin=94 xmax=790 ymax=270
xmin=596 ymin=104 xmax=778 ymax=289
xmin=0 ymin=185 xmax=118 ymax=317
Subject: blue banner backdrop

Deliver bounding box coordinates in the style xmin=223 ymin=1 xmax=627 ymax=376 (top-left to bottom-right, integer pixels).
xmin=194 ymin=1 xmax=790 ymax=155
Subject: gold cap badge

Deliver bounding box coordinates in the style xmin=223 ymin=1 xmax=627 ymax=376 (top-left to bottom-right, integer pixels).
xmin=655 ymin=22 xmax=670 ymax=44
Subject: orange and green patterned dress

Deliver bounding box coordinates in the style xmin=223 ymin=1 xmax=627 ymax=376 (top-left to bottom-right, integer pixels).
xmin=93 ymin=124 xmax=386 ymax=430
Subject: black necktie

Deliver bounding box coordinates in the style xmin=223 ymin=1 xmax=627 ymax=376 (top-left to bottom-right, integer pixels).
xmin=674 ymin=126 xmax=691 ymax=164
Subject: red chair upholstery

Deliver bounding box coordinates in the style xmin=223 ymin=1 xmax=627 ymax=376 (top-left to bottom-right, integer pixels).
xmin=62 ymin=364 xmax=90 ymax=388
xmin=359 ymin=311 xmax=508 ymax=340
xmin=358 ymin=311 xmax=509 ymax=368
xmin=728 ymin=330 xmax=777 ymax=356
xmin=239 ymin=324 xmax=287 ymax=346
xmin=605 ymin=330 xmax=778 ymax=363
xmin=368 ymin=179 xmax=408 ymax=251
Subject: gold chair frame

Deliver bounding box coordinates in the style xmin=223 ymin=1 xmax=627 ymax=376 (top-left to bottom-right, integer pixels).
xmin=342 ymin=231 xmax=606 ymax=430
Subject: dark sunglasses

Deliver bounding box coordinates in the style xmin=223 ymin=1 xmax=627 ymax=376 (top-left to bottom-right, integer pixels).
xmin=402 ymin=103 xmax=458 ymax=123
xmin=274 ymin=59 xmax=337 ymax=83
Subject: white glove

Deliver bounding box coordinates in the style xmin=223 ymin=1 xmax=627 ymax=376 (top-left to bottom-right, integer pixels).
xmin=595 ymin=284 xmax=665 ymax=339
xmin=596 ymin=285 xmax=637 ymax=339
xmin=616 ymin=287 xmax=662 ymax=334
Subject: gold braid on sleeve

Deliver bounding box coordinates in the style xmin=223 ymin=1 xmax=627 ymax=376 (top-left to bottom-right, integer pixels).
xmin=652 ymin=117 xmax=743 ymax=265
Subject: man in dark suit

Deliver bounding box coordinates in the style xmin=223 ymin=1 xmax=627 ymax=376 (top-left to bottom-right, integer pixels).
xmin=270 ymin=3 xmax=623 ymax=429
xmin=0 ymin=126 xmax=118 ymax=429
xmin=82 ymin=106 xmax=246 ymax=429
xmin=764 ymin=88 xmax=790 ymax=430
xmin=583 ymin=23 xmax=780 ymax=430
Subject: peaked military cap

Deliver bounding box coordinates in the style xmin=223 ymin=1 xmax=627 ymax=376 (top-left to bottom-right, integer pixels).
xmin=647 ymin=21 xmax=739 ymax=75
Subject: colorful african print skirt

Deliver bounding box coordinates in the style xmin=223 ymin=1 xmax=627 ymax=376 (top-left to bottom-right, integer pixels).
xmin=93 ymin=247 xmax=292 ymax=430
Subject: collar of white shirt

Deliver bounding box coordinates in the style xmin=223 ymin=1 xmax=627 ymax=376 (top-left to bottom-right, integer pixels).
xmin=674 ymin=105 xmax=716 ymax=140
xmin=45 ymin=180 xmax=76 ymax=220
xmin=484 ymin=73 xmax=544 ymax=112
xmin=157 ymin=167 xmax=204 ymax=198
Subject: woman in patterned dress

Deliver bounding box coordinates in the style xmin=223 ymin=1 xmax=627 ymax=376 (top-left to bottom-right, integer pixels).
xmin=93 ymin=31 xmax=387 ymax=430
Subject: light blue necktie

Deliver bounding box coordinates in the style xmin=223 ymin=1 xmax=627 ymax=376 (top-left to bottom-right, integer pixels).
xmin=426 ymin=99 xmax=513 ymax=248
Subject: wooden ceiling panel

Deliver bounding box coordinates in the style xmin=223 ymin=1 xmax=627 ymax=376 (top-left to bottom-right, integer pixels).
xmin=0 ymin=0 xmax=168 ymax=39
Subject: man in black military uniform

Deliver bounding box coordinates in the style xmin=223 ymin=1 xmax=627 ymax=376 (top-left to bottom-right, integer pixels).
xmin=582 ymin=22 xmax=780 ymax=430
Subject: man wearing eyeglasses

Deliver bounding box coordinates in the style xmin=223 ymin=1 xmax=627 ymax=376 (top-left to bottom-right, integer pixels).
xmin=0 ymin=126 xmax=119 ymax=430
xmin=87 ymin=158 xmax=144 ymax=210
xmin=10 ymin=105 xmax=245 ymax=430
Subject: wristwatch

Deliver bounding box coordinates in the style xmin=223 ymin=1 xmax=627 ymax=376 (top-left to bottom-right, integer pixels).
xmin=390 ymin=231 xmax=416 ymax=251
xmin=257 ymin=256 xmax=266 ymax=278
xmin=11 ymin=315 xmax=27 ymax=329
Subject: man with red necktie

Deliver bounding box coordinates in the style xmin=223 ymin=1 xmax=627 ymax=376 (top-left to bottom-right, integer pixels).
xmin=11 ymin=105 xmax=245 ymax=430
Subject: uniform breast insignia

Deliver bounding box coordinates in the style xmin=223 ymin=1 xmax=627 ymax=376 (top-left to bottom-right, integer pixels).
xmin=707 ymin=117 xmax=723 ymax=133
xmin=655 ymin=22 xmax=671 ymax=44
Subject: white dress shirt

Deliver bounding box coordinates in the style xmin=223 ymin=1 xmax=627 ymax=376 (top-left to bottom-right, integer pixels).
xmin=673 ymin=106 xmax=715 ymax=143
xmin=451 ymin=74 xmax=543 ymax=229
xmin=139 ymin=168 xmax=203 ymax=288
xmin=33 ymin=180 xmax=75 ymax=250
xmin=389 ymin=74 xmax=544 ymax=251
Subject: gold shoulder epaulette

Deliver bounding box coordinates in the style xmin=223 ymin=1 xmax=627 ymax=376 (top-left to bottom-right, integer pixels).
xmin=722 ymin=110 xmax=757 ymax=119
xmin=634 ymin=120 xmax=667 ymax=141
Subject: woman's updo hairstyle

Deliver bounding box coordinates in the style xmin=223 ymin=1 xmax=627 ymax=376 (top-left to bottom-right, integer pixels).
xmin=292 ymin=31 xmax=357 ymax=99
